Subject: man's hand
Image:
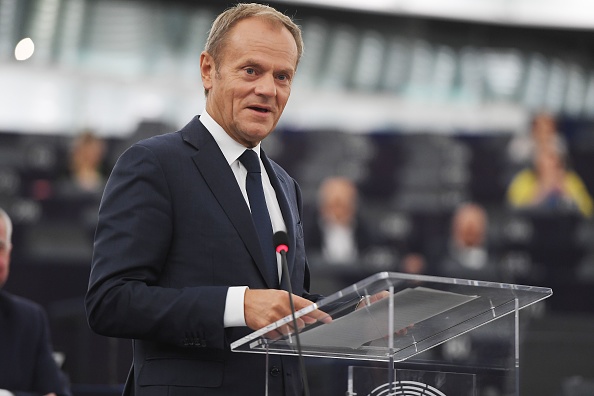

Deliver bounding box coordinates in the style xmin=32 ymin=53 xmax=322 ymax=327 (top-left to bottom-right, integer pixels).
xmin=244 ymin=289 xmax=331 ymax=338
xmin=355 ymin=291 xmax=390 ymax=310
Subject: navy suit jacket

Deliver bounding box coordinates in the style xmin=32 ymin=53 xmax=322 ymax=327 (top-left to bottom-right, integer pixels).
xmin=0 ymin=290 xmax=71 ymax=396
xmin=86 ymin=116 xmax=318 ymax=395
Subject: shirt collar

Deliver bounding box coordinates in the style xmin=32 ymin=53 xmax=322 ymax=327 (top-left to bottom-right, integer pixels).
xmin=199 ymin=110 xmax=261 ymax=165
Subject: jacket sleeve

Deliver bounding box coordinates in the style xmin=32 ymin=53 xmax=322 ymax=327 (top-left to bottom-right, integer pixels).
xmin=85 ymin=143 xmax=228 ymax=350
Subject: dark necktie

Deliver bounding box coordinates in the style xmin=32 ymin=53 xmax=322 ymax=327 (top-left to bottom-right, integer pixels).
xmin=239 ymin=149 xmax=278 ymax=288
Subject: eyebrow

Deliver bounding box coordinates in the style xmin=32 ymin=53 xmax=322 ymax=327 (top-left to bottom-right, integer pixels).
xmin=242 ymin=58 xmax=295 ymax=77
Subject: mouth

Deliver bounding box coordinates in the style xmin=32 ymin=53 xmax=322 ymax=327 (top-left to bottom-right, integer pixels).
xmin=247 ymin=105 xmax=272 ymax=114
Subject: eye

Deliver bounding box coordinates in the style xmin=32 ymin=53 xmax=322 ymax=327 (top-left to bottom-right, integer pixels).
xmin=245 ymin=68 xmax=255 ymax=75
xmin=277 ymin=73 xmax=292 ymax=83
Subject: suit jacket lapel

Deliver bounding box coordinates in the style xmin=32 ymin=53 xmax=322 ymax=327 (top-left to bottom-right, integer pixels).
xmin=181 ymin=118 xmax=277 ymax=288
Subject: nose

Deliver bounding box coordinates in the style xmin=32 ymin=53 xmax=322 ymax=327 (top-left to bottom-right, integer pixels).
xmin=254 ymin=74 xmax=276 ymax=97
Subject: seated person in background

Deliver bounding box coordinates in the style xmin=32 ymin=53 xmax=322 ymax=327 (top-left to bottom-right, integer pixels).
xmin=506 ymin=140 xmax=593 ymax=218
xmin=0 ymin=208 xmax=71 ymax=396
xmin=435 ymin=202 xmax=500 ymax=282
xmin=507 ymin=111 xmax=568 ymax=168
xmin=398 ymin=252 xmax=427 ymax=275
xmin=305 ymin=176 xmax=374 ymax=266
xmin=57 ymin=130 xmax=106 ymax=196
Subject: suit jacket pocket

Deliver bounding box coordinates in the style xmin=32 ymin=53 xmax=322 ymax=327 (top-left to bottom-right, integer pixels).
xmin=137 ymin=358 xmax=223 ymax=388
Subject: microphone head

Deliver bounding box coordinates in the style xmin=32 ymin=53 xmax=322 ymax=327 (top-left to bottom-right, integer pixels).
xmin=273 ymin=231 xmax=289 ymax=253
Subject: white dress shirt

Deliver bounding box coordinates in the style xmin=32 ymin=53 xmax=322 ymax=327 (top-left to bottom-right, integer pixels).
xmin=199 ymin=111 xmax=287 ymax=328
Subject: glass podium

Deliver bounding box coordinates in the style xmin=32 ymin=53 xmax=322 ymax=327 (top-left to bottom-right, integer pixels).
xmin=231 ymin=272 xmax=552 ymax=395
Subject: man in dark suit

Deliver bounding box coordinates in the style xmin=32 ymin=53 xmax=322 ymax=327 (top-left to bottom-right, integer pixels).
xmin=305 ymin=176 xmax=375 ymax=266
xmin=85 ymin=4 xmax=327 ymax=395
xmin=0 ymin=208 xmax=71 ymax=396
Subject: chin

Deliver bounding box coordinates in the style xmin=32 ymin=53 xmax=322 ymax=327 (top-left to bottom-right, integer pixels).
xmin=243 ymin=128 xmax=273 ymax=142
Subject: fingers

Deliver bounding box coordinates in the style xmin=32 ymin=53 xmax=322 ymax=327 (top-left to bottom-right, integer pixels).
xmin=369 ymin=290 xmax=390 ymax=304
xmin=395 ymin=327 xmax=407 ymax=336
xmin=356 ymin=290 xmax=391 ymax=310
xmin=277 ymin=317 xmax=306 ymax=335
xmin=301 ymin=315 xmax=320 ymax=325
xmin=265 ymin=317 xmax=306 ymax=339
xmin=302 ymin=309 xmax=332 ymax=324
xmin=244 ymin=289 xmax=329 ymax=333
xmin=288 ymin=294 xmax=332 ymax=324
xmin=264 ymin=311 xmax=321 ymax=339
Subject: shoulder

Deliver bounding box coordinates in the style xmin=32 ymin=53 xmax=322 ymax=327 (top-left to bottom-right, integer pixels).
xmin=116 ymin=130 xmax=188 ymax=171
xmin=565 ymin=171 xmax=587 ymax=185
xmin=515 ymin=168 xmax=536 ymax=181
xmin=509 ymin=168 xmax=537 ymax=187
xmin=565 ymin=171 xmax=592 ymax=197
xmin=135 ymin=131 xmax=184 ymax=154
xmin=0 ymin=291 xmax=45 ymax=321
xmin=1 ymin=290 xmax=40 ymax=310
xmin=130 ymin=116 xmax=212 ymax=158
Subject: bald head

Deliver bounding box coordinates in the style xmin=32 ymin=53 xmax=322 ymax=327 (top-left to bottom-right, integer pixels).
xmin=318 ymin=177 xmax=358 ymax=226
xmin=452 ymin=203 xmax=487 ymax=248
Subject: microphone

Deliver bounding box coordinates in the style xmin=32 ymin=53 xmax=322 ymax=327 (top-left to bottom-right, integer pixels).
xmin=273 ymin=231 xmax=310 ymax=396
xmin=273 ymin=231 xmax=289 ymax=255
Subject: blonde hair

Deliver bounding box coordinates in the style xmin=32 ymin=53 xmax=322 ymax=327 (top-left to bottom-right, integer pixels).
xmin=204 ymin=3 xmax=303 ymax=70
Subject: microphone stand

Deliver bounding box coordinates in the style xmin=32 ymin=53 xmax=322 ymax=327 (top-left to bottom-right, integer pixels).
xmin=278 ymin=246 xmax=310 ymax=396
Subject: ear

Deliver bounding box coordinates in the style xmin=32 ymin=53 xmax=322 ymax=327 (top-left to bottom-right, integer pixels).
xmin=200 ymin=51 xmax=214 ymax=92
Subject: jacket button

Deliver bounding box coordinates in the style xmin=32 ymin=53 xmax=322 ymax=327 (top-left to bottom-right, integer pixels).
xmin=269 ymin=366 xmax=281 ymax=377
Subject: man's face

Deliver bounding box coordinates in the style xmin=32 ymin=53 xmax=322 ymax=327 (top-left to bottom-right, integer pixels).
xmin=201 ymin=17 xmax=298 ymax=148
xmin=0 ymin=218 xmax=11 ymax=287
xmin=454 ymin=210 xmax=486 ymax=248
xmin=321 ymin=180 xmax=357 ymax=226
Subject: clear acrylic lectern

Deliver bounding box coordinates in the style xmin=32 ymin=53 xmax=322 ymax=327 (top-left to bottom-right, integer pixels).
xmin=231 ymin=272 xmax=552 ymax=395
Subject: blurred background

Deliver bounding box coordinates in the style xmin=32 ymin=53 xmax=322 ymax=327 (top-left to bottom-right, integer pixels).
xmin=1 ymin=0 xmax=594 ymax=395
